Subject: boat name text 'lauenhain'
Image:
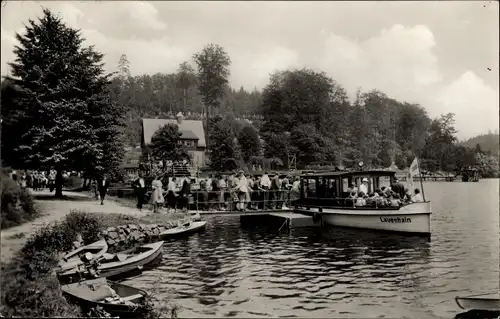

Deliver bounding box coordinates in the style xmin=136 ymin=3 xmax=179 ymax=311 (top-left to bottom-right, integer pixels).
xmin=379 ymin=216 xmax=412 ymax=223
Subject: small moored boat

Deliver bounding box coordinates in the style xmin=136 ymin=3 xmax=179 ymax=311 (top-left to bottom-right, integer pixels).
xmin=61 ymin=277 xmax=149 ymax=318
xmin=294 ymin=164 xmax=432 ymax=235
xmin=455 ymin=293 xmax=500 ymax=311
xmin=58 ymin=239 xmax=108 ymax=272
xmin=159 ymin=220 xmax=207 ymax=239
xmin=58 ymin=241 xmax=163 ymax=282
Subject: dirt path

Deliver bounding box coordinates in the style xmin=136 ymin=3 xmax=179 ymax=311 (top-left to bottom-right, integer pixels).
xmin=1 ymin=190 xmax=147 ymax=263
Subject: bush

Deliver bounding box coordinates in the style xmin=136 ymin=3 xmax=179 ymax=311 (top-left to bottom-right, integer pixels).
xmin=1 ymin=211 xmax=177 ymax=318
xmin=1 ymin=172 xmax=41 ymax=229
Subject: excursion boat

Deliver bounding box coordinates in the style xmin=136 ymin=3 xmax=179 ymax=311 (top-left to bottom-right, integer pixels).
xmin=294 ymin=169 xmax=431 ymax=235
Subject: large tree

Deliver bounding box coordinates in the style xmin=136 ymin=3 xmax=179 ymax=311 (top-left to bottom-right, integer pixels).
xmin=207 ymin=115 xmax=238 ymax=171
xmin=3 ymin=9 xmax=124 ymax=197
xmin=193 ymin=44 xmax=231 ymax=146
xmin=237 ymin=125 xmax=261 ymax=163
xmin=259 ymin=68 xmax=349 ymax=167
xmin=149 ymin=123 xmax=190 ymax=167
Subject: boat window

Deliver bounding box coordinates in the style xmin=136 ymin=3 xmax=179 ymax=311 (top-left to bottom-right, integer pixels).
xmin=342 ymin=178 xmax=349 ymax=192
xmin=303 ymin=178 xmax=317 ymax=198
xmin=317 ymin=177 xmax=326 ymax=198
xmin=325 ymin=178 xmax=338 ymax=198
xmin=379 ymin=176 xmax=391 ymax=189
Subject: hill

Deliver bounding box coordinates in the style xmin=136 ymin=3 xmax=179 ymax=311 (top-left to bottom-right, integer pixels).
xmin=461 ymin=133 xmax=499 ymax=155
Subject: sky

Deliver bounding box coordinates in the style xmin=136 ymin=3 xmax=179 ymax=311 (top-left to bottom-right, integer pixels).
xmin=1 ymin=1 xmax=498 ymax=140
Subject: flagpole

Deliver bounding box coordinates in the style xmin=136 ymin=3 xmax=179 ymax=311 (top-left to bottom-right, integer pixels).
xmin=417 ymin=157 xmax=426 ymax=202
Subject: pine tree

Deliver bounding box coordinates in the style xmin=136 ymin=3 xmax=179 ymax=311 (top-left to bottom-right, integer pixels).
xmin=3 ymin=9 xmax=124 ymax=197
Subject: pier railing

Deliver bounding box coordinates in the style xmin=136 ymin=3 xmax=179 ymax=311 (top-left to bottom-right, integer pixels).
xmin=160 ymin=189 xmax=295 ymax=212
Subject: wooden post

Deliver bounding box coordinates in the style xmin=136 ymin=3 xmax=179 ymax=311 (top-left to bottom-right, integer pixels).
xmin=417 ymin=158 xmax=426 ymax=202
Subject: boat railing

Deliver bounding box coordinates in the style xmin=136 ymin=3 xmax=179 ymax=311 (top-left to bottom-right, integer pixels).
xmin=158 ymin=189 xmax=424 ymax=212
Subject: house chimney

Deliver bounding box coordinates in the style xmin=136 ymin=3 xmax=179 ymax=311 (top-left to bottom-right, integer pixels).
xmin=176 ymin=112 xmax=184 ymax=124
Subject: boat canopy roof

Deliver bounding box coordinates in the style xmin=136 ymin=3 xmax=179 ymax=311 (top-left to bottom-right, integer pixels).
xmin=301 ymin=170 xmax=397 ymax=178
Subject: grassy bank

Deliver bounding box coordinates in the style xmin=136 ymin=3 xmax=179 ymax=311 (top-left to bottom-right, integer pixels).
xmin=0 ymin=210 xmax=179 ymax=318
xmin=1 ymin=172 xmax=41 ymax=229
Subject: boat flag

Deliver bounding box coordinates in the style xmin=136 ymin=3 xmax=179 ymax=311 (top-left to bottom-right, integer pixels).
xmin=409 ymin=157 xmax=420 ymax=177
xmin=407 ymin=157 xmax=420 ymax=192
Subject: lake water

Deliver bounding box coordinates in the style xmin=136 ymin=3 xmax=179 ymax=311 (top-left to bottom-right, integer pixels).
xmin=124 ymin=180 xmax=499 ymax=318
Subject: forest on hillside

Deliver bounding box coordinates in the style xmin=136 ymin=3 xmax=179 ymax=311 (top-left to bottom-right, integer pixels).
xmin=109 ymin=53 xmax=499 ymax=177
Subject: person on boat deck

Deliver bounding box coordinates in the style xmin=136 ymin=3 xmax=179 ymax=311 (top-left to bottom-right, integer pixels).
xmin=387 ymin=193 xmax=400 ymax=207
xmin=411 ymin=188 xmax=424 ymax=202
xmin=346 ymin=191 xmax=357 ymax=207
xmin=365 ymin=192 xmax=376 ymax=207
xmin=166 ymin=177 xmax=178 ymax=212
xmin=150 ymin=175 xmax=165 ymax=213
xmin=391 ymin=178 xmax=406 ymax=199
xmin=355 ymin=191 xmax=367 ymax=207
xmin=375 ymin=191 xmax=387 ymax=207
xmin=359 ymin=178 xmax=369 ymax=195
xmin=347 ymin=183 xmax=358 ymax=194
xmin=403 ymin=188 xmax=412 ymax=203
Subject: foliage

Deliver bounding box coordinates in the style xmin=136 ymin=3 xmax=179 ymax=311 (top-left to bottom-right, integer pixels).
xmin=193 ymin=43 xmax=231 ymax=114
xmin=476 ymin=152 xmax=499 ymax=178
xmin=462 ymin=133 xmax=499 ymax=156
xmin=207 ymin=115 xmax=238 ymax=170
xmin=1 ymin=210 xmax=178 ymax=318
xmin=150 ymin=123 xmax=191 ymax=165
xmin=237 ymin=125 xmax=261 ymax=163
xmin=1 ymin=172 xmax=40 ymax=229
xmin=2 ymin=9 xmax=124 ymax=197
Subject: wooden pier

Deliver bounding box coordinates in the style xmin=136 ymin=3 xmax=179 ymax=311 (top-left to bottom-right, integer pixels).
xmin=239 ymin=211 xmax=320 ymax=231
xmin=195 ymin=209 xmax=319 ymax=230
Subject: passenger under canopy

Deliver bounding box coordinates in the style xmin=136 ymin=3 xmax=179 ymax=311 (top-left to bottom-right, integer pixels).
xmin=298 ymin=170 xmax=401 ymax=208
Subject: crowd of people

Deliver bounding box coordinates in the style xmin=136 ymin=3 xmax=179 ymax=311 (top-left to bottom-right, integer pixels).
xmin=127 ymin=172 xmax=425 ymax=213
xmin=129 ymin=170 xmax=301 ymax=213
xmin=9 ymin=170 xmax=56 ymax=191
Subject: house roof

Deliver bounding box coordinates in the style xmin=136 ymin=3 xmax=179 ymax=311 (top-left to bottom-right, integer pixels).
xmin=180 ymin=130 xmax=199 ymax=140
xmin=142 ymin=118 xmax=206 ymax=147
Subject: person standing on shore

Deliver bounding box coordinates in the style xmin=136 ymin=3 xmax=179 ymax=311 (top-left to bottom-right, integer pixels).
xmin=133 ymin=172 xmax=147 ymax=211
xmin=97 ymin=175 xmax=110 ymax=205
xmin=166 ymin=177 xmax=178 ymax=213
xmin=150 ymin=176 xmax=165 ymax=213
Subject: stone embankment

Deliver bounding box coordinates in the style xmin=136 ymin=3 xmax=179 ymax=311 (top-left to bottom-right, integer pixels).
xmin=100 ymin=223 xmax=175 ymax=247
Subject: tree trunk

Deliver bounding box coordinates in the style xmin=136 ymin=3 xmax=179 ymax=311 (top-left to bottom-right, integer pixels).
xmin=54 ymin=169 xmax=64 ymax=198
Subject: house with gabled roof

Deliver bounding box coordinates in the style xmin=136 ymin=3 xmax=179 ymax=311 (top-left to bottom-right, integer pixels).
xmin=142 ymin=113 xmax=207 ymax=174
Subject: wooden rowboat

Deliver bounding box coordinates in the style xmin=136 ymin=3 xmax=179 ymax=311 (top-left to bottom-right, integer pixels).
xmin=59 ymin=241 xmax=163 ymax=282
xmin=58 ymin=239 xmax=108 ymax=272
xmin=61 ymin=277 xmax=149 ymax=318
xmin=456 ymin=293 xmax=500 ymax=311
xmin=159 ymin=221 xmax=207 ymax=239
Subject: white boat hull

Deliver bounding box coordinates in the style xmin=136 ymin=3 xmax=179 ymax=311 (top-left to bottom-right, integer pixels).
xmin=296 ymin=202 xmax=431 ymax=234
xmin=456 ymin=293 xmax=500 ymax=311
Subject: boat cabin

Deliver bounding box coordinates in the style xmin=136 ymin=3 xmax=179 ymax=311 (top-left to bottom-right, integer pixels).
xmin=297 ymin=170 xmax=398 ymax=207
